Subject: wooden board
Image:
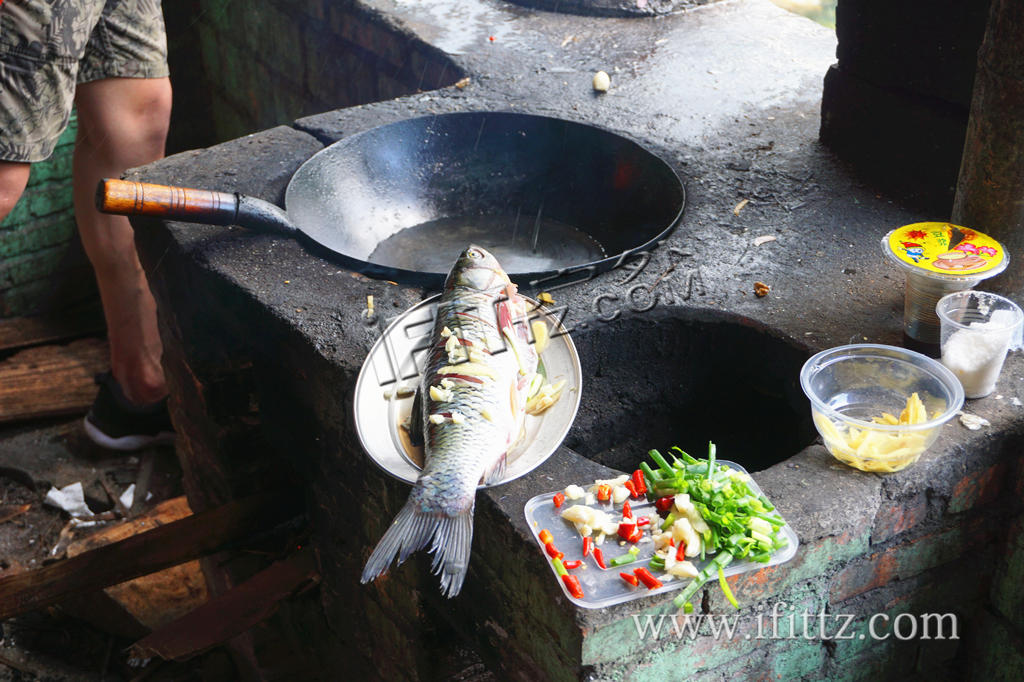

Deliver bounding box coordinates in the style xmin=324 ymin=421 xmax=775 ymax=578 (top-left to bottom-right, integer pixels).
xmin=0 ymin=337 xmax=108 ymax=423
xmin=131 ymin=547 xmax=318 ymax=662
xmin=0 ymin=490 xmax=300 ymax=621
xmin=0 ymin=302 xmax=105 ymax=353
xmin=67 ymin=496 xmax=209 ymax=631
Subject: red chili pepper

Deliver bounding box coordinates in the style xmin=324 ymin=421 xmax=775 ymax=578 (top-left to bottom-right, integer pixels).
xmin=617 ymin=521 xmax=636 ymax=541
xmin=626 ymin=525 xmax=643 ymax=543
xmin=675 ymin=541 xmax=687 ymax=562
xmin=593 ymin=547 xmax=607 ymax=569
xmin=539 ymin=529 xmax=553 ymax=545
xmin=624 ymin=480 xmax=639 ymax=499
xmin=562 ymin=560 xmax=582 ymax=570
xmin=655 ymin=496 xmax=675 ymax=512
xmin=582 ymin=537 xmax=593 ymax=558
xmin=622 ymin=501 xmax=632 ymax=519
xmin=620 ymin=572 xmax=639 ymax=587
xmin=632 ymin=469 xmax=647 ymax=496
xmin=634 ymin=567 xmax=663 ymax=590
xmin=562 ymin=574 xmax=584 ymax=598
xmin=636 ymin=516 xmax=650 ymax=527
xmin=544 ymin=543 xmax=564 ymax=560
xmin=553 ymin=492 xmax=565 ymax=508
xmin=596 ymin=484 xmax=612 ymax=502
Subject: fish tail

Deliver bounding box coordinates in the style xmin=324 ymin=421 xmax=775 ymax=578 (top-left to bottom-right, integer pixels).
xmin=361 ymin=500 xmax=475 ymax=598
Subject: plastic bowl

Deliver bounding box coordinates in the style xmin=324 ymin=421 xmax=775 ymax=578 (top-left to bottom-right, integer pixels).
xmin=799 ymin=344 xmax=964 ymax=472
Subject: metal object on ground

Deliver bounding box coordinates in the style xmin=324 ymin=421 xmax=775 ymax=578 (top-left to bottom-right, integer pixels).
xmin=353 ymin=294 xmax=581 ymax=487
xmin=98 ymin=112 xmax=685 ymax=289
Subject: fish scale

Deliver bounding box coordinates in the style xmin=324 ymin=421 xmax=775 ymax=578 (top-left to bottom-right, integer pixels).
xmin=362 ymin=246 xmax=538 ymax=597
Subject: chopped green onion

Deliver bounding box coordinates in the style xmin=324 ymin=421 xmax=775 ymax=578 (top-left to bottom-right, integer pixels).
xmin=671 ymin=446 xmax=698 ymax=465
xmin=609 ymin=546 xmax=640 ymax=568
xmin=718 ymin=565 xmax=739 ymax=609
xmin=660 ymin=512 xmax=677 ymax=531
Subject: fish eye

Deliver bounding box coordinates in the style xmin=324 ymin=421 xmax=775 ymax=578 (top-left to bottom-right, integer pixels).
xmin=468 ymin=249 xmax=483 ymax=259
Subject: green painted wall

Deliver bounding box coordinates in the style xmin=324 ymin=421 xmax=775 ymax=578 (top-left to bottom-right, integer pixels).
xmin=0 ymin=115 xmax=96 ymax=318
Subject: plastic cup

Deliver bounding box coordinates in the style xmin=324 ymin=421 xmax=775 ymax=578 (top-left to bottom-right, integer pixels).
xmin=882 ymin=223 xmax=1008 ymax=350
xmin=936 ymin=290 xmax=1023 ymax=399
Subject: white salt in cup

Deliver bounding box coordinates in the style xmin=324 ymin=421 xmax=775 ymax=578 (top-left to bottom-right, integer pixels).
xmin=936 ymin=291 xmax=1023 ymax=399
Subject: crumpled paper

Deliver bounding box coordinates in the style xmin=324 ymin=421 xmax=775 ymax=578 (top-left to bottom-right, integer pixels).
xmin=43 ymin=482 xmax=95 ymax=520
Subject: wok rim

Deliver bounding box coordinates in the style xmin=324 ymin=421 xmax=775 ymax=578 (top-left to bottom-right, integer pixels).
xmin=284 ymin=110 xmax=686 ymax=290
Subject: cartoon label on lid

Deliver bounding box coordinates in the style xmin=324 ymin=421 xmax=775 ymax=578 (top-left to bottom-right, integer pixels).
xmin=887 ymin=222 xmax=1005 ymax=275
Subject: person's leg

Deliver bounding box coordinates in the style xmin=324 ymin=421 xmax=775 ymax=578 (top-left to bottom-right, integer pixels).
xmin=73 ymin=76 xmax=172 ymax=405
xmin=0 ymin=162 xmax=31 ymax=224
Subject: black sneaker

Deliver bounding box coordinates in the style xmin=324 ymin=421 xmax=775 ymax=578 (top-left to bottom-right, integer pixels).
xmin=83 ymin=372 xmax=176 ymax=451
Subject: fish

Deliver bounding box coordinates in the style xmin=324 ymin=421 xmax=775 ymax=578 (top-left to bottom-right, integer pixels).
xmin=361 ymin=245 xmax=539 ymax=597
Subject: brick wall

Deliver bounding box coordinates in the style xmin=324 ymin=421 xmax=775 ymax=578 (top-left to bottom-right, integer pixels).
xmin=0 ymin=116 xmax=96 ymax=318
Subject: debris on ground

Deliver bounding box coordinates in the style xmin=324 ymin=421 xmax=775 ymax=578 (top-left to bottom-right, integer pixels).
xmin=958 ymin=411 xmax=990 ymax=430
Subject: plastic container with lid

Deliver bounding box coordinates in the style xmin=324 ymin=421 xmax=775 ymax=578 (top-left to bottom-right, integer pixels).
xmin=882 ymin=223 xmax=1008 ymax=350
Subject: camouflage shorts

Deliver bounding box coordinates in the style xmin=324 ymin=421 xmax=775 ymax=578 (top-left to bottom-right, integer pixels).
xmin=0 ymin=0 xmax=169 ymax=163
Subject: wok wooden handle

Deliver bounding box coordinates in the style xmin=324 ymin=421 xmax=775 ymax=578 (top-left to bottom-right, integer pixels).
xmin=97 ymin=178 xmax=240 ymax=226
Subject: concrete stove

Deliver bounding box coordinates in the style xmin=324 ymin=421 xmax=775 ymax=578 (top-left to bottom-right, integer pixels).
xmin=128 ymin=0 xmax=1024 ymax=679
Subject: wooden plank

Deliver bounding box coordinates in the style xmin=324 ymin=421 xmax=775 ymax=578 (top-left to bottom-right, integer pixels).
xmin=0 ymin=301 xmax=105 ymax=353
xmin=60 ymin=590 xmax=151 ymax=641
xmin=0 ymin=337 xmax=108 ymax=423
xmin=131 ymin=547 xmax=318 ymax=662
xmin=0 ymin=490 xmax=301 ymax=620
xmin=67 ymin=496 xmax=210 ymax=631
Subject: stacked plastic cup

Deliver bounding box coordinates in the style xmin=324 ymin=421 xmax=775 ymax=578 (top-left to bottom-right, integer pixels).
xmin=882 ymin=223 xmax=1008 ymax=354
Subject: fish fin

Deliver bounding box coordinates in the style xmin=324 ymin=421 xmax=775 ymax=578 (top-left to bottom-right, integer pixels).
xmin=361 ymin=499 xmax=475 ymax=599
xmin=408 ymin=388 xmax=424 ymax=447
xmin=481 ymin=452 xmax=507 ymax=486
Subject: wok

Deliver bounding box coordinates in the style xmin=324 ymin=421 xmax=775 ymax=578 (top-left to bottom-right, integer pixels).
xmin=98 ymin=112 xmax=685 ymax=289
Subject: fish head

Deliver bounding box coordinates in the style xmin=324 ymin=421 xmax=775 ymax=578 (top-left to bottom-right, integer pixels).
xmin=447 ymin=245 xmax=512 ymax=294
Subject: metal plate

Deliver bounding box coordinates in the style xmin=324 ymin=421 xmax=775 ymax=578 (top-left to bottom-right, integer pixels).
xmin=354 ymin=295 xmax=582 ymax=486
xmin=524 ymin=461 xmax=799 ymax=609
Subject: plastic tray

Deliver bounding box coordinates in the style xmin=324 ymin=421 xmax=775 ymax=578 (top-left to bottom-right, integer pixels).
xmin=523 ymin=460 xmax=799 ymax=609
